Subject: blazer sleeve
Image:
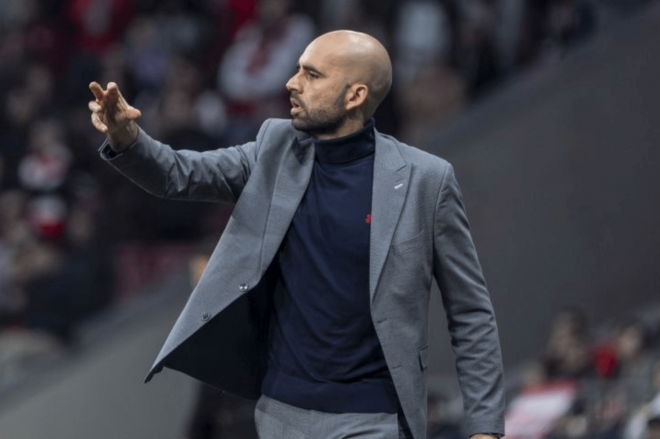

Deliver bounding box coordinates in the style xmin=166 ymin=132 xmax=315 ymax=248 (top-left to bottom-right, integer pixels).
xmin=432 ymin=163 xmax=506 ymax=437
xmin=99 ymin=120 xmax=274 ymax=203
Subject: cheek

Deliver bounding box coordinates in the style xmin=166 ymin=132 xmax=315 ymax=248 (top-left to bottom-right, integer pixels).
xmin=308 ymin=82 xmax=338 ymax=101
xmin=317 ymin=89 xmax=345 ymax=110
xmin=303 ymin=92 xmax=327 ymax=111
xmin=307 ymin=86 xmax=327 ymax=102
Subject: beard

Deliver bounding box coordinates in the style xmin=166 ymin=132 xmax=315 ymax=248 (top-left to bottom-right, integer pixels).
xmin=290 ymin=90 xmax=347 ymax=137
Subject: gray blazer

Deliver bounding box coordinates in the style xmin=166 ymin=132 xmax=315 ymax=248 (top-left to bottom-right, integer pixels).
xmin=102 ymin=119 xmax=505 ymax=439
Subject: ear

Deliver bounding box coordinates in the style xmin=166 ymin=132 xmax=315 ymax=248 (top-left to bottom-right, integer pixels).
xmin=345 ymin=83 xmax=369 ymax=112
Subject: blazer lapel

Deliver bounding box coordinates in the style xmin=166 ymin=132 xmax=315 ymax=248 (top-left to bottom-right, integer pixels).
xmin=260 ymin=132 xmax=315 ymax=271
xmin=369 ymin=133 xmax=411 ymax=302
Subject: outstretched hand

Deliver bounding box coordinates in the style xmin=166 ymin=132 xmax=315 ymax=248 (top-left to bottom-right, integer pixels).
xmin=89 ymin=81 xmax=141 ymax=151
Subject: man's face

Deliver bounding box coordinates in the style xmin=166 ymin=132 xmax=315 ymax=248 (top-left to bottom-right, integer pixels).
xmin=286 ymin=41 xmax=350 ymax=137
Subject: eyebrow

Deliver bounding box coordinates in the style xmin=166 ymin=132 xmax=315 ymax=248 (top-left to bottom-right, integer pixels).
xmin=297 ymin=63 xmax=324 ymax=77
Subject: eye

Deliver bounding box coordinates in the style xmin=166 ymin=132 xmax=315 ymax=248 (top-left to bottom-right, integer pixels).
xmin=307 ymin=71 xmax=319 ymax=79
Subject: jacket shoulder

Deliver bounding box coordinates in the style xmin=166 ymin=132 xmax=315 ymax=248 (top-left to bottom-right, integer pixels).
xmin=378 ymin=132 xmax=451 ymax=175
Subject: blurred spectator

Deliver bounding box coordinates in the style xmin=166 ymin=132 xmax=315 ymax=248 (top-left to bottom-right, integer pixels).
xmin=317 ymin=0 xmax=358 ymax=31
xmin=194 ymin=89 xmax=229 ymax=142
xmin=26 ymin=195 xmax=68 ymax=241
xmin=67 ymin=0 xmax=134 ymax=54
xmin=160 ymin=88 xmax=217 ymax=151
xmin=518 ymin=0 xmax=596 ymax=65
xmin=214 ymin=0 xmax=258 ymax=39
xmin=541 ymin=307 xmax=595 ymax=381
xmin=124 ymin=16 xmax=170 ymax=92
xmin=7 ymin=238 xmax=70 ymax=339
xmin=217 ymin=0 xmax=314 ymax=143
xmin=615 ymin=321 xmax=656 ymax=416
xmin=98 ymin=46 xmax=138 ymax=105
xmin=22 ymin=2 xmax=71 ymax=75
xmin=458 ymin=0 xmax=503 ymax=98
xmin=0 ymin=0 xmax=34 ymax=31
xmin=2 ymin=65 xmax=58 ymax=188
xmin=626 ymin=383 xmax=660 ymax=439
xmin=157 ymin=54 xmax=226 ymax=145
xmin=64 ymin=171 xmax=113 ymax=317
xmin=18 ymin=118 xmax=72 ymax=193
xmin=394 ymin=0 xmax=451 ymax=86
xmin=397 ymin=63 xmax=466 ymax=145
xmin=622 ymin=337 xmax=660 ymax=439
xmin=321 ymin=0 xmax=392 ymax=44
xmin=0 ymin=196 xmax=110 ymax=343
xmin=0 ymin=190 xmax=31 ymax=249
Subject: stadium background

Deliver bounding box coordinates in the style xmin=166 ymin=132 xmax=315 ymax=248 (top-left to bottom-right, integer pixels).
xmin=0 ymin=0 xmax=659 ymax=438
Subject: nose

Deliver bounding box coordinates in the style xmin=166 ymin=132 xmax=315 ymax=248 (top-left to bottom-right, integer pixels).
xmin=286 ymin=71 xmax=300 ymax=93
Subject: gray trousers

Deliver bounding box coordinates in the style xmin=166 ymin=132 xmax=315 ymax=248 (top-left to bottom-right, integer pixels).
xmin=255 ymin=395 xmax=410 ymax=439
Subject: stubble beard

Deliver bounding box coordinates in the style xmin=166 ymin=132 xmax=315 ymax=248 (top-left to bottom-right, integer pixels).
xmin=290 ymin=91 xmax=348 ymax=138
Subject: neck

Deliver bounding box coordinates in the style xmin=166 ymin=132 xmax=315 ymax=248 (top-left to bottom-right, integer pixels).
xmin=313 ymin=118 xmax=375 ymax=164
xmin=313 ymin=117 xmax=366 ymax=141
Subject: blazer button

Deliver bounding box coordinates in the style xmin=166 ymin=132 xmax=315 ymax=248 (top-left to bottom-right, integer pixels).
xmin=202 ymin=312 xmax=211 ymax=321
xmin=239 ymin=282 xmax=249 ymax=292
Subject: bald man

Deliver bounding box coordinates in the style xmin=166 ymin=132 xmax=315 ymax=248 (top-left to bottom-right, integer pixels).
xmin=90 ymin=31 xmax=505 ymax=439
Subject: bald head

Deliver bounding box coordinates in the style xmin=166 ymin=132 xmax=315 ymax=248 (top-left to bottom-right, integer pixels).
xmin=286 ymin=30 xmax=393 ymax=138
xmin=307 ymin=30 xmax=392 ymax=118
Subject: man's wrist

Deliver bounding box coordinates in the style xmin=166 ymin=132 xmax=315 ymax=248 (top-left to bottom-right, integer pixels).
xmin=471 ymin=434 xmax=502 ymax=439
xmin=108 ymin=121 xmax=138 ymax=153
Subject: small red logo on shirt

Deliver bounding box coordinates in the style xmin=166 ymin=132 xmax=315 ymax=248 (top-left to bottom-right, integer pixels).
xmin=365 ymin=213 xmax=371 ymax=225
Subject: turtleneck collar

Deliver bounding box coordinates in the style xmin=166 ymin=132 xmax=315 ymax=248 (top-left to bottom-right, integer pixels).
xmin=313 ymin=118 xmax=376 ymax=165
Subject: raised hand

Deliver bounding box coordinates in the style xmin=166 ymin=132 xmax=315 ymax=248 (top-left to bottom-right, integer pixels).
xmin=89 ymin=81 xmax=142 ymax=152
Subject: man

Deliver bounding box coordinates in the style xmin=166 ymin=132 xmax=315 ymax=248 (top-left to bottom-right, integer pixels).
xmin=89 ymin=30 xmax=505 ymax=439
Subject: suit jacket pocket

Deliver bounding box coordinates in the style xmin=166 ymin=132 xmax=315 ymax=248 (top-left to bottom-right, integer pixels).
xmin=392 ymin=230 xmax=425 ymax=255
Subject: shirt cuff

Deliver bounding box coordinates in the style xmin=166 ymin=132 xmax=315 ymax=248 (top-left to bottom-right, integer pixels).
xmin=98 ymin=128 xmax=140 ymax=160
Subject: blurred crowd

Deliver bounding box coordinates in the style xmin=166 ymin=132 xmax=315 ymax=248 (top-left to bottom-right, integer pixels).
xmin=0 ymin=0 xmax=653 ymax=419
xmin=500 ymin=306 xmax=660 ymax=439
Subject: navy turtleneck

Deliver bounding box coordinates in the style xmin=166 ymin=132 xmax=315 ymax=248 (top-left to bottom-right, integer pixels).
xmin=262 ymin=118 xmax=398 ymax=414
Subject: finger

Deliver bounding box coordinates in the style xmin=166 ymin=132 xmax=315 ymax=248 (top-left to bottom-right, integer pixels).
xmin=107 ymin=82 xmax=119 ymax=96
xmin=91 ymin=113 xmax=108 ymax=133
xmin=125 ymin=106 xmax=142 ymax=120
xmin=104 ymin=82 xmax=123 ymax=107
xmin=89 ymin=81 xmax=105 ymax=101
xmin=88 ymin=100 xmax=104 ymax=113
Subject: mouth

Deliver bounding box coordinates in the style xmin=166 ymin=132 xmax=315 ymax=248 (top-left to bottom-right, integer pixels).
xmin=290 ymin=98 xmax=303 ymax=116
